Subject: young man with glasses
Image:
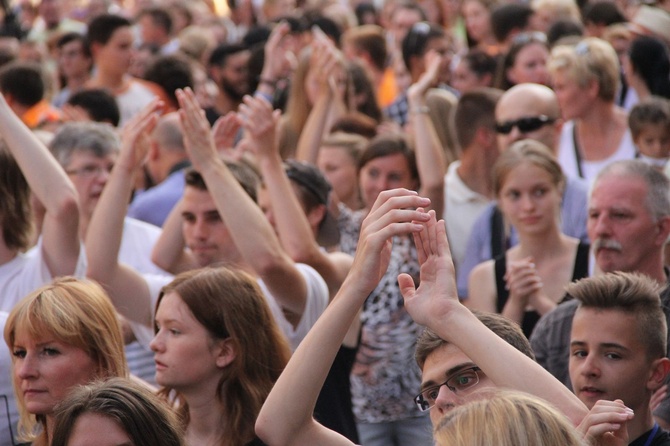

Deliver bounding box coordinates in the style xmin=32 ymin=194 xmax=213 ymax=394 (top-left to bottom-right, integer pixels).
xmin=256 ymin=196 xmax=588 ymax=446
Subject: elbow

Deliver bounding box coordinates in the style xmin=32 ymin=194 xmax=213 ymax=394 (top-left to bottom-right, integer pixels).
xmin=255 ymin=415 xmax=291 ymax=446
xmin=255 ymin=251 xmax=291 ymax=278
xmin=53 ymin=189 xmax=80 ymax=224
xmin=285 ymin=244 xmax=319 ymax=266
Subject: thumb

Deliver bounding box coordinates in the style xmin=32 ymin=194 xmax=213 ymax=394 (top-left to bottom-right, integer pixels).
xmin=398 ymin=273 xmax=416 ymax=300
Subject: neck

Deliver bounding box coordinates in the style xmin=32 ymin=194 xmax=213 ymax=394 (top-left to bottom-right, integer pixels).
xmin=628 ymin=402 xmax=655 ymax=444
xmin=579 ymin=100 xmax=617 ymax=129
xmin=636 ymin=255 xmax=668 ymax=285
xmin=184 ymin=391 xmax=226 ymax=445
xmin=457 ymin=147 xmax=497 ymax=198
xmin=66 ymin=73 xmax=91 ymax=91
xmin=516 ymin=227 xmax=566 ymax=260
xmin=89 ymin=69 xmax=127 ymax=92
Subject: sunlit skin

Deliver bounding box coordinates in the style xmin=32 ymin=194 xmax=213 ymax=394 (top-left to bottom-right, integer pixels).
xmin=317 ymin=145 xmax=360 ymax=209
xmin=65 ymin=151 xmax=116 ymax=221
xmin=150 ymin=292 xmax=230 ymax=393
xmin=587 ymin=175 xmax=665 ymax=275
xmin=507 ymin=43 xmax=549 ymax=86
xmin=498 ymin=163 xmax=562 ymax=236
xmin=93 ymin=26 xmax=134 ymax=80
xmin=634 ymin=123 xmax=670 ymax=160
xmin=358 ymin=153 xmax=418 ymax=209
xmin=181 ymin=186 xmax=239 ymax=268
xmin=420 ymin=343 xmax=494 ymax=426
xmin=462 ymin=0 xmax=493 ymax=45
xmin=67 ymin=413 xmax=133 ymax=446
xmin=12 ymin=333 xmax=98 ymax=418
xmin=551 ymin=70 xmax=594 ymax=121
xmin=570 ymin=308 xmax=655 ymax=412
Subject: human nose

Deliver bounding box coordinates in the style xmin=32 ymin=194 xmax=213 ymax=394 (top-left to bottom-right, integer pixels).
xmin=579 ymin=354 xmax=601 ymax=378
xmin=149 ymin=331 xmax=164 ymax=353
xmin=16 ymin=354 xmax=38 ymax=380
xmin=433 ymin=383 xmax=460 ymax=414
xmin=590 ymin=213 xmax=611 ymax=238
xmin=192 ymin=219 xmax=210 ymax=239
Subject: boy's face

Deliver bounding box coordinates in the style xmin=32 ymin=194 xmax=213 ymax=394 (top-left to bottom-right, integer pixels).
xmin=635 ymin=124 xmax=670 ymax=161
xmin=420 ymin=343 xmax=495 ymax=427
xmin=569 ymin=307 xmax=654 ymax=412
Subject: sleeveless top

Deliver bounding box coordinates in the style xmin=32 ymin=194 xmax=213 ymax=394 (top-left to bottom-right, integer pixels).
xmin=495 ymin=243 xmax=590 ymax=338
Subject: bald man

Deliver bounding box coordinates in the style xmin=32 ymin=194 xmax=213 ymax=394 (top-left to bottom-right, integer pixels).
xmin=457 ymin=83 xmax=589 ymax=298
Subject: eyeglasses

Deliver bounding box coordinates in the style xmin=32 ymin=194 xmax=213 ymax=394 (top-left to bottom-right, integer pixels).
xmin=512 ymin=31 xmax=547 ymax=47
xmin=495 ymin=115 xmax=557 ymax=135
xmin=66 ymin=164 xmax=114 ymax=178
xmin=414 ymin=366 xmax=481 ymax=412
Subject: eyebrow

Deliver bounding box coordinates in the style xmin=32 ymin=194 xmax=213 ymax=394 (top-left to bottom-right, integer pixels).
xmin=421 ymin=362 xmax=477 ymax=390
xmin=570 ymin=340 xmax=630 ymax=352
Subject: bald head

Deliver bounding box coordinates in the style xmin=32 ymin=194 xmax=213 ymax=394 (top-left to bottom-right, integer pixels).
xmin=495 ymin=83 xmax=562 ymax=152
xmin=147 ymin=112 xmax=187 ymax=183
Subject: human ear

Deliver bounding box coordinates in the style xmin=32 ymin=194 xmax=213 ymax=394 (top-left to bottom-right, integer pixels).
xmin=647 ymin=357 xmax=670 ymax=391
xmin=214 ymin=338 xmax=236 ymax=368
xmin=654 ymin=216 xmax=670 ymax=246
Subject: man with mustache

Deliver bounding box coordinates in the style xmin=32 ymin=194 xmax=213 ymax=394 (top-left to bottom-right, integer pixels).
xmin=531 ymin=160 xmax=670 ymax=395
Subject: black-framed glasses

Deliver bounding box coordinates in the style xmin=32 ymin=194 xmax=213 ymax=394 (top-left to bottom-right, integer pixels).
xmin=495 ymin=115 xmax=557 ymax=135
xmin=414 ymin=366 xmax=481 ymax=412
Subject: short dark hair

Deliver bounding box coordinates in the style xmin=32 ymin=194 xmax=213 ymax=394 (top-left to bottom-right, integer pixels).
xmin=357 ymin=133 xmax=418 ymax=182
xmin=582 ymin=1 xmax=626 ymax=27
xmin=454 ymin=88 xmax=502 ymax=149
xmin=143 ymin=53 xmax=194 ymax=109
xmin=342 ymin=25 xmax=387 ymax=72
xmin=66 ymin=88 xmax=121 ymax=127
xmin=401 ymin=21 xmax=445 ymax=71
xmin=85 ymin=14 xmax=132 ymax=57
xmin=208 ymin=43 xmax=248 ymax=67
xmin=415 ymin=311 xmax=535 ymax=369
xmin=185 ymin=160 xmax=260 ymax=203
xmin=568 ymin=272 xmax=667 ymax=360
xmin=491 ymin=3 xmax=534 ymax=43
xmin=137 ymin=6 xmax=173 ymax=35
xmin=56 ymin=31 xmax=86 ymax=49
xmin=0 ymin=61 xmax=44 ymax=106
xmin=629 ymin=96 xmax=670 ymax=140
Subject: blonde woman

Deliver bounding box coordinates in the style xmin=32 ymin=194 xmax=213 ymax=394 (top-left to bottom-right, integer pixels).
xmin=4 ymin=278 xmax=127 ymax=445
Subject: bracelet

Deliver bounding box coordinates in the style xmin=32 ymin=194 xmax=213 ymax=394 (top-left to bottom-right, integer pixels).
xmin=259 ymin=77 xmax=277 ymax=88
xmin=411 ymin=105 xmax=430 ymax=114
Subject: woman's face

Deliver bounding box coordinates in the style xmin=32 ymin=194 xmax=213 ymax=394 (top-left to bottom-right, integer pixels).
xmin=551 ymin=69 xmax=592 ymax=120
xmin=451 ymin=58 xmax=484 ymax=94
xmin=151 ymin=292 xmax=225 ymax=392
xmin=317 ymin=145 xmax=359 ymax=206
xmin=507 ymin=43 xmax=550 ymax=86
xmin=12 ymin=331 xmax=98 ymax=416
xmin=462 ymin=0 xmax=491 ymax=44
xmin=359 ymin=152 xmax=417 ymax=208
xmin=498 ymin=162 xmax=561 ymax=234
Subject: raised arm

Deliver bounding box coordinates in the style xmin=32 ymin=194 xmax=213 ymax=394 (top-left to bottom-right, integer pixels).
xmin=151 ymin=198 xmax=198 ymax=274
xmin=85 ymin=101 xmax=162 ymax=326
xmin=295 ymin=31 xmax=347 ymax=164
xmin=399 ymin=214 xmax=588 ymax=427
xmin=0 ymin=93 xmax=80 ymax=276
xmin=256 ymin=189 xmax=431 ymax=446
xmin=177 ymin=87 xmax=307 ymax=317
xmin=407 ymin=51 xmax=447 ymax=217
xmin=243 ymin=95 xmax=352 ymax=298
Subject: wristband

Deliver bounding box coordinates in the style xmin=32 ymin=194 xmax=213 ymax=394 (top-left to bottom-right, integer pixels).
xmin=411 ymin=105 xmax=430 ymax=114
xmin=259 ymin=77 xmax=277 ymax=88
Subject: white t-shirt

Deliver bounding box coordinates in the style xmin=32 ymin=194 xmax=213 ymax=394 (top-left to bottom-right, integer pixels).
xmin=119 ymin=217 xmax=170 ymax=276
xmin=116 ymin=80 xmax=157 ymax=128
xmin=0 ymin=240 xmax=87 ymax=313
xmin=557 ymin=120 xmax=636 ymax=182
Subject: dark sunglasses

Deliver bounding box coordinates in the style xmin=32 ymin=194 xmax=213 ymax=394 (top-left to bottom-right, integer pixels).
xmin=495 ymin=115 xmax=557 ymax=134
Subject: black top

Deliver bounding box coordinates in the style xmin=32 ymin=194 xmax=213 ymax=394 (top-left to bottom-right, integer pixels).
xmin=629 ymin=426 xmax=670 ymax=446
xmin=495 ymin=243 xmax=590 ymax=338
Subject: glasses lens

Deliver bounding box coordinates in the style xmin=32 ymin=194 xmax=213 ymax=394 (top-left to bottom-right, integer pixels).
xmin=446 ymin=368 xmax=480 ymax=392
xmin=495 ymin=122 xmax=513 ymax=134
xmin=516 ymin=117 xmax=547 ymax=133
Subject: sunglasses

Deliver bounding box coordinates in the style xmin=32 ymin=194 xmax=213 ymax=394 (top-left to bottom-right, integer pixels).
xmin=495 ymin=115 xmax=557 ymax=134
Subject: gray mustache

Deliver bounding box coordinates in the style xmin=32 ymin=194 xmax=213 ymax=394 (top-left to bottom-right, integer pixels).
xmin=592 ymin=238 xmax=623 ymax=252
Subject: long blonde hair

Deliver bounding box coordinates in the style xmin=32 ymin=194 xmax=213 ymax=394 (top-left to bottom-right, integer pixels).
xmin=4 ymin=277 xmax=128 ymax=443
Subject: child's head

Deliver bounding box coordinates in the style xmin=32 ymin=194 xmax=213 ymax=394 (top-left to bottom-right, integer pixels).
xmin=568 ymin=272 xmax=670 ymax=411
xmin=629 ymin=97 xmax=670 ymax=167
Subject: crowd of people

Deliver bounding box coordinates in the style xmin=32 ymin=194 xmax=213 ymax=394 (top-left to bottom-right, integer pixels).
xmin=0 ymin=0 xmax=669 ymax=444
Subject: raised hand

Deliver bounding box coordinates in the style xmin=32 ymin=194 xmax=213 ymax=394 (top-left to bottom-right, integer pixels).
xmin=212 ymin=112 xmax=241 ymax=152
xmin=578 ymin=399 xmax=632 ymax=446
xmin=237 ymin=95 xmax=281 ymax=159
xmin=348 ymin=189 xmax=430 ymax=295
xmin=407 ymin=49 xmax=443 ymax=102
xmin=117 ymin=99 xmax=162 ymax=173
xmin=399 ymin=210 xmax=458 ymax=328
xmin=176 ymin=87 xmax=218 ymax=172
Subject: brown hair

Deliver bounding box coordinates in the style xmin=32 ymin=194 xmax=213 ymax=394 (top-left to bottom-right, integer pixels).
xmin=493 ymin=139 xmax=564 ymax=197
xmin=0 ymin=142 xmax=32 ymax=251
xmin=155 ymin=267 xmax=290 ymax=446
